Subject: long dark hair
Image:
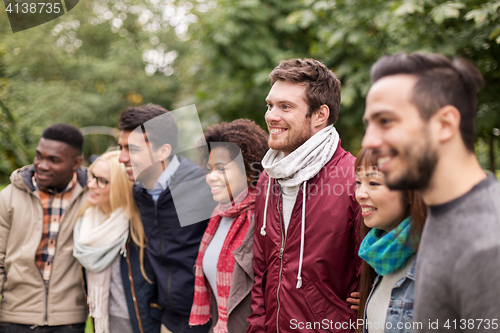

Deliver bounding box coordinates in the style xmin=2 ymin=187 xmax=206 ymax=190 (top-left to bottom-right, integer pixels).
xmin=355 ymin=148 xmax=427 ymax=330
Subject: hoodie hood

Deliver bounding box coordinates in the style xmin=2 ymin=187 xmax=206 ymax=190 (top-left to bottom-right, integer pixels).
xmin=10 ymin=165 xmax=88 ymax=193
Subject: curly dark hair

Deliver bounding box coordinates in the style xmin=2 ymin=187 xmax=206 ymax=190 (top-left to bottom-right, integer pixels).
xmin=202 ymin=119 xmax=269 ymax=187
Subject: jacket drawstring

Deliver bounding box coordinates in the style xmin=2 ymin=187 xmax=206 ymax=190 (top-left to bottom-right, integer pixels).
xmin=260 ymin=177 xmax=272 ymax=236
xmin=261 ymin=177 xmax=307 ymax=289
xmin=296 ymin=180 xmax=306 ymax=289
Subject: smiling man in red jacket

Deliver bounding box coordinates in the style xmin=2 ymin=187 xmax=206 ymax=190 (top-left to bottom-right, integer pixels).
xmin=247 ymin=59 xmax=362 ymax=333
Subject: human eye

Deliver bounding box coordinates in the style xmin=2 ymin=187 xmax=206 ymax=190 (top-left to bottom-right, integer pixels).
xmin=282 ymin=104 xmax=291 ymax=111
xmin=378 ymin=117 xmax=393 ymax=126
xmin=369 ymin=181 xmax=381 ymax=186
xmin=355 ymin=179 xmax=361 ymax=186
xmin=266 ymin=103 xmax=272 ymax=111
xmin=98 ymin=177 xmax=108 ymax=185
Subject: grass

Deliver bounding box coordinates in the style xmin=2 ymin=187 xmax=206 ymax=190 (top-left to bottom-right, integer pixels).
xmin=86 ymin=317 xmax=93 ymax=333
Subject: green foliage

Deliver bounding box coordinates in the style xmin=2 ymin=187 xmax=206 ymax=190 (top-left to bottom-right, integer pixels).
xmin=0 ymin=0 xmax=186 ymax=179
xmin=1 ymin=0 xmax=500 ymax=179
xmin=178 ymin=0 xmax=500 ymax=154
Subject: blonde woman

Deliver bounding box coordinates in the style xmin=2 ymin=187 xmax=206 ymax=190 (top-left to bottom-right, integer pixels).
xmin=73 ymin=151 xmax=162 ymax=333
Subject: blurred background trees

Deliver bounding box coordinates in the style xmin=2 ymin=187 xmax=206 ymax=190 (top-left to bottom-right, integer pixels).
xmin=1 ymin=0 xmax=499 ymax=182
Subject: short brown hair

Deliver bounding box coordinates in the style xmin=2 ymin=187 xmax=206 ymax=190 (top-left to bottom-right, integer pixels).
xmin=269 ymin=58 xmax=341 ymax=125
xmin=370 ymin=53 xmax=484 ymax=152
xmin=118 ymin=104 xmax=178 ymax=159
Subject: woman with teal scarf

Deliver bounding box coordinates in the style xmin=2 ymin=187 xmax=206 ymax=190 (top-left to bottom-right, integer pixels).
xmin=350 ymin=148 xmax=427 ymax=333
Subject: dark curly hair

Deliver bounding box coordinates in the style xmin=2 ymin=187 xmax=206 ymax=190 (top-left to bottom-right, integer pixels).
xmin=202 ymin=119 xmax=269 ymax=187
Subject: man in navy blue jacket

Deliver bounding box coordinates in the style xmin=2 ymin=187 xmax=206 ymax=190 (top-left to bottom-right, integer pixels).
xmin=117 ymin=104 xmax=214 ymax=333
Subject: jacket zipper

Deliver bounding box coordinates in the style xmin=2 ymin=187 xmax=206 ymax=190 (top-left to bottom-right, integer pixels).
xmin=44 ymin=281 xmax=49 ymax=325
xmin=276 ymin=186 xmax=285 ymax=333
xmin=29 ymin=193 xmax=49 ymax=326
xmin=126 ymin=240 xmax=145 ymax=333
xmin=155 ymin=196 xmax=174 ymax=313
xmin=166 ymin=264 xmax=174 ymax=312
xmin=27 ymin=173 xmax=86 ymax=327
xmin=154 ymin=201 xmax=165 ymax=259
xmin=179 ymin=316 xmax=185 ymax=332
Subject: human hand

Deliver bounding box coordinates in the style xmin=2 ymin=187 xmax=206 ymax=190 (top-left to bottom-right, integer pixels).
xmin=347 ymin=292 xmax=360 ymax=311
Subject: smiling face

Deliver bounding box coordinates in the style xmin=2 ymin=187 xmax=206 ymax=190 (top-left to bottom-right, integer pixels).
xmin=362 ymin=75 xmax=438 ymax=191
xmin=34 ymin=138 xmax=82 ymax=190
xmin=265 ymin=80 xmax=314 ymax=156
xmin=88 ymin=160 xmax=111 ymax=214
xmin=355 ymin=167 xmax=407 ymax=232
xmin=205 ymin=147 xmax=248 ymax=204
xmin=118 ymin=130 xmax=165 ymax=189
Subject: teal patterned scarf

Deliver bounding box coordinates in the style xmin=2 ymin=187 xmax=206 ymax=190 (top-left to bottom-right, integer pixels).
xmin=358 ymin=216 xmax=416 ymax=276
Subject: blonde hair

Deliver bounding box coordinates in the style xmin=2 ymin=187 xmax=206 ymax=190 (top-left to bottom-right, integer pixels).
xmin=79 ymin=150 xmax=151 ymax=283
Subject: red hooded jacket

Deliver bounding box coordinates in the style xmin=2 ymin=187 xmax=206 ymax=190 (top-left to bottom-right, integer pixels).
xmin=247 ymin=143 xmax=361 ymax=333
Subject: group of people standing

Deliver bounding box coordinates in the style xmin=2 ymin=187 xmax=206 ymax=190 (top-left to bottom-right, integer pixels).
xmin=0 ymin=51 xmax=499 ymax=333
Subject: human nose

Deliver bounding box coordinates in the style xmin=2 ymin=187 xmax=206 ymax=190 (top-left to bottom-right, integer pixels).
xmin=119 ymin=149 xmax=129 ymax=164
xmin=355 ymin=183 xmax=369 ymax=202
xmin=206 ymin=169 xmax=219 ymax=183
xmin=361 ymin=124 xmax=383 ymax=150
xmin=265 ymin=105 xmax=281 ymax=124
xmin=88 ymin=176 xmax=98 ymax=188
xmin=37 ymin=159 xmax=50 ymax=171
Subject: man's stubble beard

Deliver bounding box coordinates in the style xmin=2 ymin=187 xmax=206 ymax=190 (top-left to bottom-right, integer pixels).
xmin=268 ymin=118 xmax=313 ymax=154
xmin=384 ymin=139 xmax=439 ymax=192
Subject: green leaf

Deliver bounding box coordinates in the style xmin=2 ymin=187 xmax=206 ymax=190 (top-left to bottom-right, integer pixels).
xmin=430 ymin=1 xmax=465 ymax=24
xmin=489 ymin=27 xmax=500 ymax=40
xmin=464 ymin=8 xmax=489 ymax=24
xmin=394 ymin=1 xmax=424 ymax=16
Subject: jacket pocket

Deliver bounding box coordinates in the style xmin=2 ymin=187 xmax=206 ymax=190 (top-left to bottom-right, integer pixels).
xmin=303 ymin=280 xmax=354 ymax=332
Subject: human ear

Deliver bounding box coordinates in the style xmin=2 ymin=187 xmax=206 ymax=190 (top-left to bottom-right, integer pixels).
xmin=313 ymin=104 xmax=330 ymax=128
xmin=157 ymin=143 xmax=172 ymax=162
xmin=72 ymin=155 xmax=83 ymax=171
xmin=433 ymin=105 xmax=461 ymax=144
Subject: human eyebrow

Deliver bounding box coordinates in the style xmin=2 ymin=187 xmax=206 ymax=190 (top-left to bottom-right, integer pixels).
xmin=373 ymin=111 xmax=397 ymax=121
xmin=278 ymin=100 xmax=297 ymax=107
xmin=365 ymin=172 xmax=381 ymax=178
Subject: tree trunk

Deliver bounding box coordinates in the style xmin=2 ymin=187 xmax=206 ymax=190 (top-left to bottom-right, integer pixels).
xmin=489 ymin=135 xmax=496 ymax=177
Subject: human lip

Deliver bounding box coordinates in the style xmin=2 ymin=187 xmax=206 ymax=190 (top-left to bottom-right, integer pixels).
xmin=210 ymin=185 xmax=226 ymax=194
xmin=269 ymin=127 xmax=287 ymax=135
xmin=377 ymin=155 xmax=392 ymax=171
xmin=37 ymin=173 xmax=52 ymax=181
xmin=360 ymin=205 xmax=377 ymax=216
xmin=124 ymin=165 xmax=134 ymax=175
xmin=89 ymin=191 xmax=99 ymax=198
